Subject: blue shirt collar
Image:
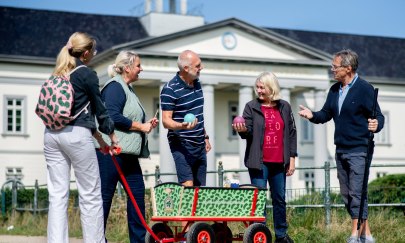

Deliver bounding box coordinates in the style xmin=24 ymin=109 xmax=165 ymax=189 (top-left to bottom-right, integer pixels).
xmin=341 ymin=73 xmax=359 ymax=89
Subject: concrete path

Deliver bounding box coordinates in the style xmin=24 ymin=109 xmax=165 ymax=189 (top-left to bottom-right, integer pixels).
xmin=0 ymin=235 xmax=83 ymax=243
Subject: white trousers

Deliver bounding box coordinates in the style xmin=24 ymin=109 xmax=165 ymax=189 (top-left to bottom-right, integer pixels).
xmin=44 ymin=126 xmax=104 ymax=243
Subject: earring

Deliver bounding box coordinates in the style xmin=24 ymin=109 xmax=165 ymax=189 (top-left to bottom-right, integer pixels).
xmin=84 ymin=58 xmax=87 ymax=62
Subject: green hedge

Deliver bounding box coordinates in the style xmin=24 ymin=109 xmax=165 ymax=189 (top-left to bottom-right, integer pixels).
xmin=2 ymin=175 xmax=404 ymax=214
xmin=0 ymin=188 xmax=79 ymax=213
xmin=368 ymin=174 xmax=405 ymax=203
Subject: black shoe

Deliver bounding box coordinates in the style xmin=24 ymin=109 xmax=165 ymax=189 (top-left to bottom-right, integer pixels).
xmin=275 ymin=234 xmax=294 ymax=243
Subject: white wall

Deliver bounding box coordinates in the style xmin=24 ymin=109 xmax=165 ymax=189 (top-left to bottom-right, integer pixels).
xmin=214 ymin=90 xmax=239 ymax=154
xmin=1 ymin=43 xmax=405 ymax=192
xmin=0 ymin=76 xmax=49 ymax=186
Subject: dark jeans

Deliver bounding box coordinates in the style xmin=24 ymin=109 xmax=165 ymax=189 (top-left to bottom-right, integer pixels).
xmin=96 ymin=151 xmax=145 ymax=243
xmin=335 ymin=152 xmax=369 ymax=219
xmin=248 ymin=163 xmax=288 ymax=239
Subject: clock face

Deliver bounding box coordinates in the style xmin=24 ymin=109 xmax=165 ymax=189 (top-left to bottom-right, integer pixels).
xmin=222 ymin=32 xmax=237 ymax=50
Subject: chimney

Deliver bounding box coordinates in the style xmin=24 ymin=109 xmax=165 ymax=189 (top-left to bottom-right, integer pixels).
xmin=155 ymin=0 xmax=163 ymax=12
xmin=180 ymin=0 xmax=187 ymax=15
xmin=169 ymin=0 xmax=176 ymax=13
xmin=140 ymin=0 xmax=204 ymax=37
xmin=144 ymin=0 xmax=151 ymax=13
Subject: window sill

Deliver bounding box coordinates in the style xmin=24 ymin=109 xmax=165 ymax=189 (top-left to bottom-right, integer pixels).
xmin=375 ymin=142 xmax=392 ymax=147
xmin=228 ymin=136 xmax=239 ymax=140
xmin=300 ymin=140 xmax=314 ymax=145
xmin=1 ymin=133 xmax=29 ymax=138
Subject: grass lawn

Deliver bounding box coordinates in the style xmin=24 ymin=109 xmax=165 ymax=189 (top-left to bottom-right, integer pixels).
xmin=1 ymin=201 xmax=404 ymax=243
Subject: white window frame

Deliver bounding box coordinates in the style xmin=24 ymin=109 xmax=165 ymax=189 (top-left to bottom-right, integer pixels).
xmin=304 ymin=171 xmax=315 ymax=193
xmin=6 ymin=167 xmax=24 ymax=181
xmin=374 ymin=111 xmax=389 ymax=145
xmin=301 ymin=119 xmax=314 ymax=143
xmin=228 ymin=102 xmax=239 ymax=139
xmin=376 ymin=172 xmax=387 ymax=178
xmin=3 ymin=95 xmax=27 ymax=136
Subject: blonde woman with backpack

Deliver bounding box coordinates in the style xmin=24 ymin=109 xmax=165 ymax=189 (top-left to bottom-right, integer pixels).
xmin=43 ymin=32 xmax=120 ymax=243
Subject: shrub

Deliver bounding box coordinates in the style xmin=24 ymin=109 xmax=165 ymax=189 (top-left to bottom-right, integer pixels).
xmin=0 ymin=188 xmax=79 ymax=213
xmin=368 ymin=174 xmax=405 ymax=203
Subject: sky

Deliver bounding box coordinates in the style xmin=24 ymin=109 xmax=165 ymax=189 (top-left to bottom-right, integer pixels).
xmin=1 ymin=0 xmax=405 ymax=39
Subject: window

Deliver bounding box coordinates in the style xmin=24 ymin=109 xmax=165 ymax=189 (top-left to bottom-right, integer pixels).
xmin=374 ymin=111 xmax=389 ymax=144
xmin=376 ymin=172 xmax=387 ymax=178
xmin=229 ymin=102 xmax=239 ymax=138
xmin=301 ymin=119 xmax=313 ymax=142
xmin=153 ymin=98 xmax=160 ymax=137
xmin=4 ymin=96 xmax=26 ymax=134
xmin=6 ymin=167 xmax=24 ymax=181
xmin=304 ymin=172 xmax=315 ymax=193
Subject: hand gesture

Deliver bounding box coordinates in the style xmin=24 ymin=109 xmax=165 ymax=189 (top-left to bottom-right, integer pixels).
xmin=298 ymin=105 xmax=313 ymax=119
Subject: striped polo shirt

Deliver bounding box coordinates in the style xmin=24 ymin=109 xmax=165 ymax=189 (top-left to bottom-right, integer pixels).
xmin=160 ymin=73 xmax=205 ymax=146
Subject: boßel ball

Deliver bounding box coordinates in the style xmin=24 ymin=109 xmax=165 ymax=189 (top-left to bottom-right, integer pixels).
xmin=232 ymin=116 xmax=245 ymax=124
xmin=184 ymin=113 xmax=196 ymax=123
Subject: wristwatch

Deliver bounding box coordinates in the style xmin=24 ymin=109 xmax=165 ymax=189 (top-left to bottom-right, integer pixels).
xmin=205 ymin=135 xmax=209 ymax=140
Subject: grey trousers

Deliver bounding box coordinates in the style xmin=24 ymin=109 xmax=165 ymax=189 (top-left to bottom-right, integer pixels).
xmin=335 ymin=151 xmax=369 ymax=219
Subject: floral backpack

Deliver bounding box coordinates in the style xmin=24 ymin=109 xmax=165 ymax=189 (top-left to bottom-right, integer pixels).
xmin=35 ymin=65 xmax=89 ymax=130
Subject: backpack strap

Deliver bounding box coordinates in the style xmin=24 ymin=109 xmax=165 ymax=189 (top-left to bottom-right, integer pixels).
xmin=69 ymin=65 xmax=86 ymax=75
xmin=69 ymin=65 xmax=89 ymax=119
xmin=72 ymin=101 xmax=91 ymax=119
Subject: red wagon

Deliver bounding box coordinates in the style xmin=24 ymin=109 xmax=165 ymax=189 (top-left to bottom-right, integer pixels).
xmin=145 ymin=182 xmax=272 ymax=243
xmin=110 ymin=153 xmax=271 ymax=243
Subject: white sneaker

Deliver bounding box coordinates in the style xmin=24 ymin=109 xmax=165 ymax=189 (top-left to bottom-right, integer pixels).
xmin=360 ymin=235 xmax=376 ymax=243
xmin=346 ymin=236 xmax=360 ymax=243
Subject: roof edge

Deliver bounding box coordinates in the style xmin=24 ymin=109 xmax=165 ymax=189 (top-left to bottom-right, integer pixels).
xmin=0 ymin=54 xmax=55 ymax=65
xmin=110 ymin=18 xmax=333 ymax=62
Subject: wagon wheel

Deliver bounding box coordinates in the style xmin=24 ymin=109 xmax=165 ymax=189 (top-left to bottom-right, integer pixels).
xmin=187 ymin=222 xmax=215 ymax=243
xmin=243 ymin=223 xmax=271 ymax=243
xmin=145 ymin=222 xmax=173 ymax=243
xmin=211 ymin=223 xmax=233 ymax=243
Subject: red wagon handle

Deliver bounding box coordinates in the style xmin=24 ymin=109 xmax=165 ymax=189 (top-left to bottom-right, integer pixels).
xmin=108 ymin=149 xmax=168 ymax=242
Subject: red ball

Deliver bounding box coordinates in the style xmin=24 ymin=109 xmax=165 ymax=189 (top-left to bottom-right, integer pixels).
xmin=233 ymin=116 xmax=245 ymax=124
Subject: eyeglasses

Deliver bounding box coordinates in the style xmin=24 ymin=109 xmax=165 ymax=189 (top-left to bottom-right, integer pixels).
xmin=330 ymin=64 xmax=344 ymax=71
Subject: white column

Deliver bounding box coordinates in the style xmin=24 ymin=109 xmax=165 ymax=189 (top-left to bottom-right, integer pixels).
xmin=314 ymin=89 xmax=328 ymax=189
xmin=203 ymin=84 xmax=216 ymax=186
xmin=159 ymin=82 xmax=177 ymax=183
xmin=238 ymin=86 xmax=253 ymax=184
xmin=281 ymin=88 xmax=293 ymax=190
xmin=281 ymin=88 xmax=290 ymax=103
